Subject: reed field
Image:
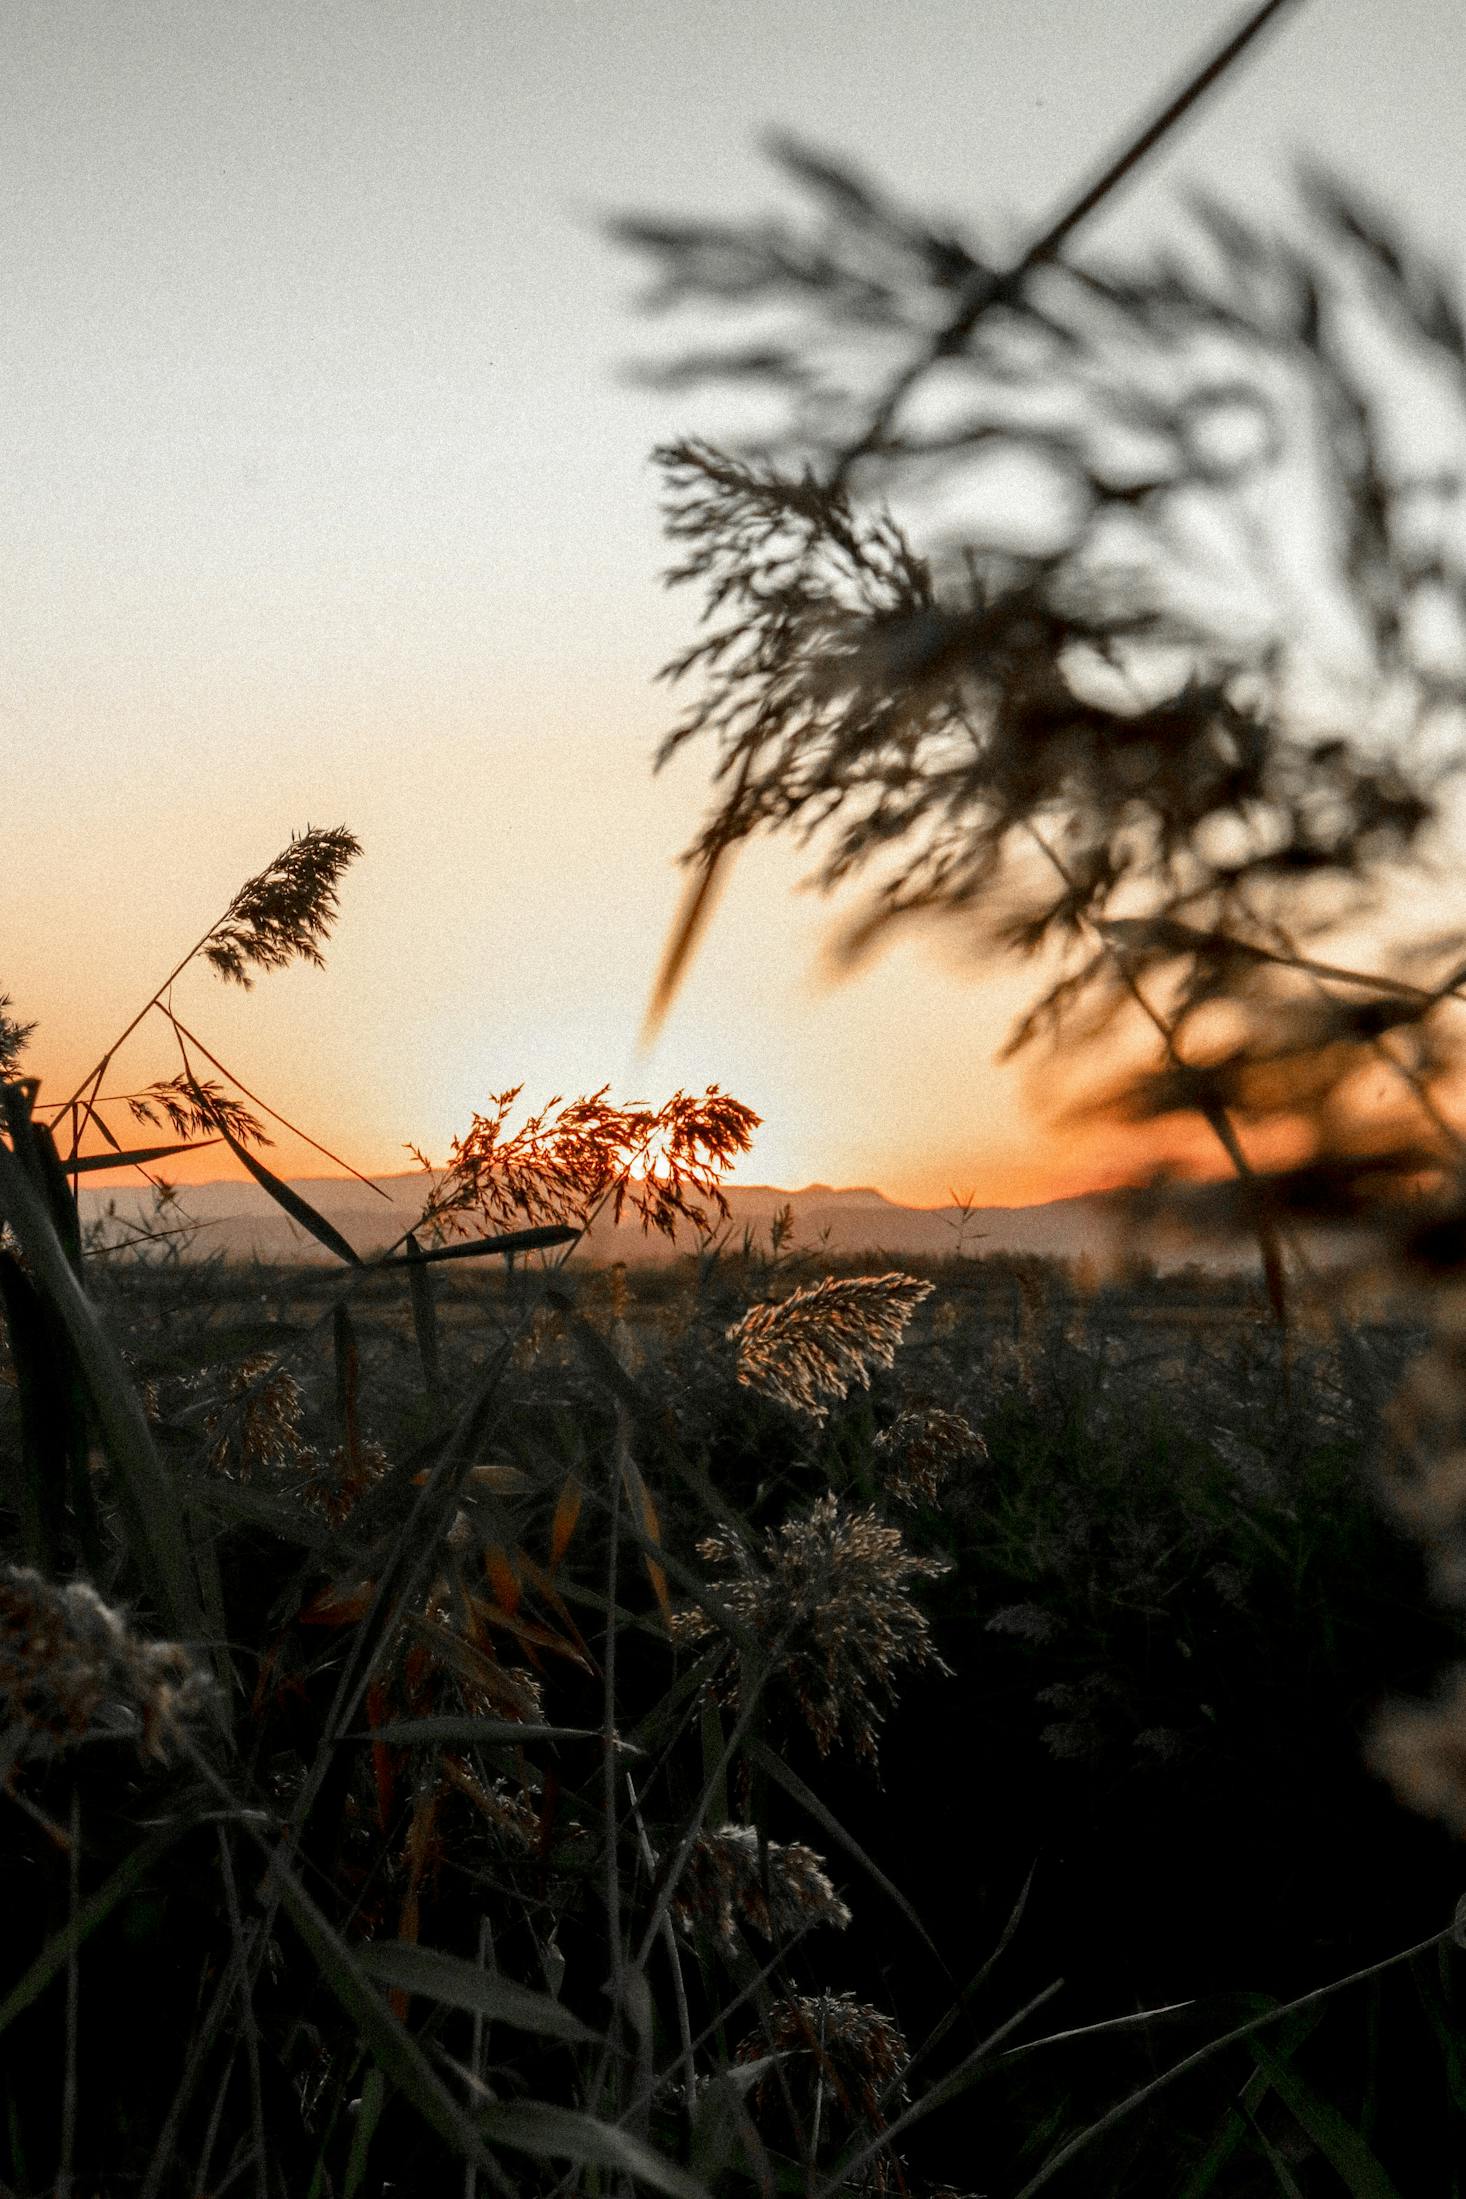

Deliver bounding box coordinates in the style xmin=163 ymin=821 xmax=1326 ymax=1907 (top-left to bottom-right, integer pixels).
xmin=3 ymin=1133 xmax=1466 ymax=2195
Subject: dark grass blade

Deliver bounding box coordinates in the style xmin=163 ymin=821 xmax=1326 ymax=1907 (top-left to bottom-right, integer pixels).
xmin=356 ymin=1715 xmax=605 ymax=1747
xmin=0 ymin=1819 xmax=187 ymax=2039
xmin=476 ymin=2100 xmax=712 ymax=2198
xmin=0 ymin=1249 xmax=78 ymax=1567
xmin=1245 ymin=2036 xmax=1404 ymax=2198
xmin=372 ymin=1224 xmax=578 ymax=1268
xmin=334 ymin=1303 xmax=363 ymax=1482
xmin=0 ymin=1133 xmax=206 ymax=1641
xmin=260 ymin=1846 xmax=513 ymax=2189
xmin=176 ymin=1468 xmax=340 ymax=1553
xmin=1177 ymin=2009 xmax=1326 ymax=2197
xmin=404 ymin=1234 xmax=442 ymax=1400
xmin=357 ymin=1943 xmax=601 ymax=2045
xmin=3 ymin=1087 xmax=83 ymax=1270
xmin=214 ymin=1115 xmax=363 ymax=1266
xmin=68 ymin=1139 xmax=220 ymax=1173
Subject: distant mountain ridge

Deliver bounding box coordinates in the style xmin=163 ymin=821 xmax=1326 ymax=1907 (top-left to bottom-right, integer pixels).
xmin=77 ymin=1170 xmax=1139 ymax=1268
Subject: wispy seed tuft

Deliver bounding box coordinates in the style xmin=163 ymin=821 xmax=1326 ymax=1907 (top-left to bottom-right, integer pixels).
xmin=200 ymin=825 xmax=362 ymax=987
xmin=729 ymin=1272 xmax=933 ymax=1420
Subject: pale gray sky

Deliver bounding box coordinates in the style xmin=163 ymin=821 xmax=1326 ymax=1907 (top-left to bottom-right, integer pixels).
xmin=6 ymin=0 xmax=1464 ymax=1199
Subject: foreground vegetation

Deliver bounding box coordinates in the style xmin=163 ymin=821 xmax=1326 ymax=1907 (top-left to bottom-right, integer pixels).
xmin=4 ymin=1194 xmax=1465 ymax=2195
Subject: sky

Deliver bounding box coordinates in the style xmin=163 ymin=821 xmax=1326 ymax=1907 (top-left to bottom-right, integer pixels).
xmin=4 ymin=0 xmax=1464 ymax=1206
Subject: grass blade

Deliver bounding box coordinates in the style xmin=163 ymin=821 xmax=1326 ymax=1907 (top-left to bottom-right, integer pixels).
xmin=68 ymin=1139 xmax=219 ymax=1173
xmin=404 ymin=1234 xmax=442 ymax=1401
xmin=214 ymin=1115 xmax=363 ymax=1266
xmin=357 ymin=1944 xmax=600 ymax=2044
xmin=0 ymin=1818 xmax=187 ymax=2040
xmin=261 ymin=1847 xmax=511 ymax=2189
xmin=372 ymin=1225 xmax=578 ymax=1268
xmin=355 ymin=1716 xmax=606 ymax=1747
xmin=1246 ymin=2035 xmax=1404 ymax=2197
xmin=477 ymin=2099 xmax=712 ymax=2198
xmin=0 ymin=1132 xmax=206 ymax=1640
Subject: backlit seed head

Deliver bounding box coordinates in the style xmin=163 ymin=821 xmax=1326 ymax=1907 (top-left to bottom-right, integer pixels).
xmin=729 ymin=1273 xmax=933 ymax=1421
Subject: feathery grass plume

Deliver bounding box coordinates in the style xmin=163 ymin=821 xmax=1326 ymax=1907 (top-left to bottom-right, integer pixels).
xmin=0 ymin=995 xmax=34 ymax=1078
xmin=1368 ymin=1672 xmax=1466 ymax=1839
xmin=204 ymin=1355 xmax=313 ymax=1480
xmin=305 ymin=1436 xmax=390 ymax=1527
xmin=0 ymin=1565 xmax=210 ymax=1769
xmin=873 ymin=1404 xmax=988 ymax=1505
xmin=670 ymin=1822 xmax=851 ymax=1949
xmin=199 ymin=823 xmax=361 ymax=986
xmin=127 ymin=1073 xmax=271 ymax=1147
xmin=735 ymin=1990 xmax=909 ymax=2188
xmin=729 ymin=1271 xmax=933 ymax=1420
xmin=424 ymin=1081 xmax=759 ymax=1239
xmin=674 ymin=1493 xmax=949 ymax=1762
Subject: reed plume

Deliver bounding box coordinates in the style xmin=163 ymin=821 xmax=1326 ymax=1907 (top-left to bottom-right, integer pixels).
xmin=675 ymin=1492 xmax=949 ymax=1762
xmin=873 ymin=1403 xmax=988 ymax=1505
xmin=424 ymin=1081 xmax=759 ymax=1238
xmin=729 ymin=1271 xmax=933 ymax=1419
xmin=199 ymin=824 xmax=361 ymax=986
xmin=128 ymin=1074 xmax=270 ymax=1148
xmin=670 ymin=1822 xmax=851 ymax=1949
xmin=736 ymin=1990 xmax=909 ymax=2189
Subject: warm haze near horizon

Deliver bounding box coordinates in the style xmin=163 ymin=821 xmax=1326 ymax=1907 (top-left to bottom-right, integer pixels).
xmin=6 ymin=0 xmax=1464 ymax=1206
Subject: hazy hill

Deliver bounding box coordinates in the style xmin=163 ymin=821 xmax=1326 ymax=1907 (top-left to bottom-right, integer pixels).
xmin=77 ymin=1171 xmax=1138 ymax=1269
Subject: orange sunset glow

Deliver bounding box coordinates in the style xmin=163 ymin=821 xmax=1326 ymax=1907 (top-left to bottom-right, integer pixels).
xmin=6 ymin=1 xmax=1463 ymax=1215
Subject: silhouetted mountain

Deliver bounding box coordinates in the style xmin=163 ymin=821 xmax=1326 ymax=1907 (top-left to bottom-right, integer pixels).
xmin=77 ymin=1171 xmax=1139 ymax=1268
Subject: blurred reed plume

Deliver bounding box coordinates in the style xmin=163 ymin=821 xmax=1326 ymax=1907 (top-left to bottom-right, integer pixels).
xmin=618 ymin=114 xmax=1466 ymax=1856
xmin=0 ymin=1565 xmax=211 ymax=1771
xmin=729 ymin=1270 xmax=933 ymax=1419
xmin=1367 ymin=1669 xmax=1466 ymax=1841
xmin=675 ymin=1493 xmax=950 ymax=1762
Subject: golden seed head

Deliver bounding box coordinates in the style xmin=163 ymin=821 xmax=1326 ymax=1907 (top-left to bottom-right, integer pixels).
xmin=728 ymin=1272 xmax=934 ymax=1420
